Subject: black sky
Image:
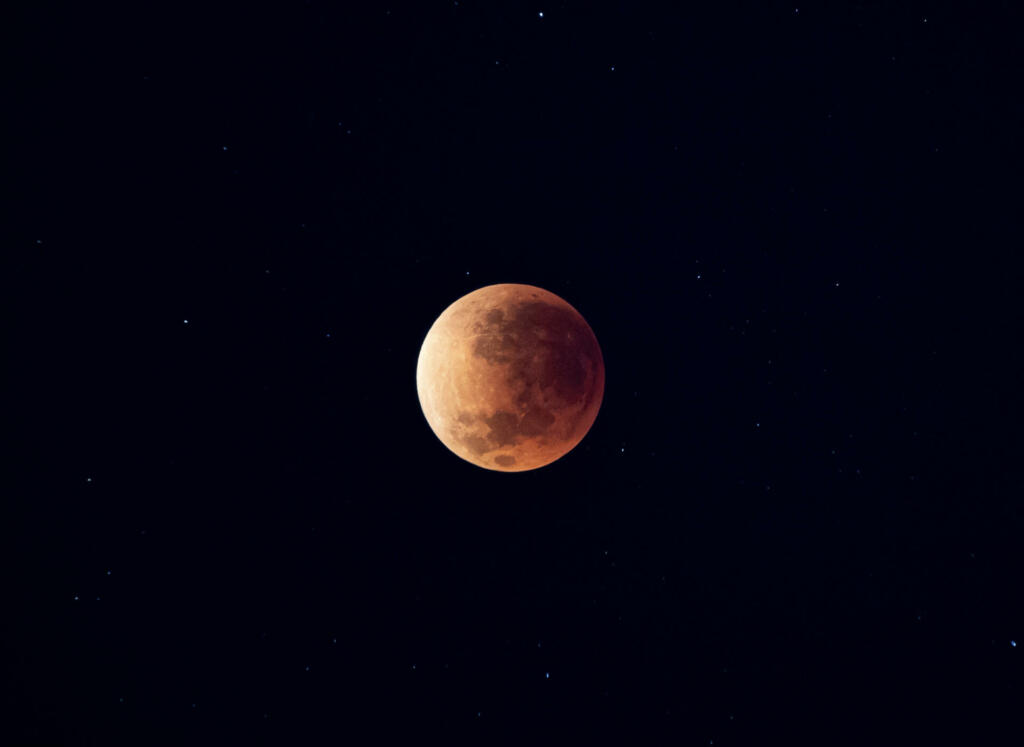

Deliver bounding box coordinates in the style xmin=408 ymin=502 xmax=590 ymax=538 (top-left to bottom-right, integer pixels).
xmin=7 ymin=1 xmax=1023 ymax=744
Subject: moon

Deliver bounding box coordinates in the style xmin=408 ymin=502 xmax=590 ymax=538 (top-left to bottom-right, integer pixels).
xmin=416 ymin=283 xmax=604 ymax=472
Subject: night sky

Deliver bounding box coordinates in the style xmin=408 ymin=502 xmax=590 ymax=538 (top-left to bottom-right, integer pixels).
xmin=7 ymin=1 xmax=1022 ymax=744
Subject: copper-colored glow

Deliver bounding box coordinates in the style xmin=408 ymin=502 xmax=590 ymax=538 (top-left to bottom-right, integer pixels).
xmin=417 ymin=284 xmax=604 ymax=472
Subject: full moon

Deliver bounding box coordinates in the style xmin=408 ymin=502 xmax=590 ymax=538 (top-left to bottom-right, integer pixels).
xmin=416 ymin=283 xmax=605 ymax=472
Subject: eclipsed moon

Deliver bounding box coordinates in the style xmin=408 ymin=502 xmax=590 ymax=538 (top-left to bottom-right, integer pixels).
xmin=416 ymin=283 xmax=604 ymax=472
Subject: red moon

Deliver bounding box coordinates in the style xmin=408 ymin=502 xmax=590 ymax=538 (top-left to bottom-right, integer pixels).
xmin=416 ymin=283 xmax=604 ymax=472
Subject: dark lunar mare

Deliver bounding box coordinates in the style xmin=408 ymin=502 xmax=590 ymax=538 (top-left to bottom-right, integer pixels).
xmin=458 ymin=300 xmax=602 ymax=454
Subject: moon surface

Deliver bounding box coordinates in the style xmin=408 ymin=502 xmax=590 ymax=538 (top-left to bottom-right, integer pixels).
xmin=416 ymin=283 xmax=604 ymax=472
